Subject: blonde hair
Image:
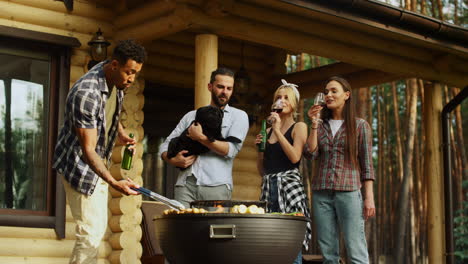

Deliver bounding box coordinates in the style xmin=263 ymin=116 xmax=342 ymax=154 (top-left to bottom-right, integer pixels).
xmin=273 ymin=79 xmax=300 ymax=118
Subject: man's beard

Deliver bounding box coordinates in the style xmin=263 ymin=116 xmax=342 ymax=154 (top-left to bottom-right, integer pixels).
xmin=212 ymin=93 xmax=229 ymax=107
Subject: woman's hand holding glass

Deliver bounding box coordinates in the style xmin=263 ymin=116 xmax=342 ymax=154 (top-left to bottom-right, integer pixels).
xmin=267 ymin=98 xmax=283 ymax=125
xmin=307 ymin=105 xmax=323 ymax=128
xmin=309 ymin=92 xmax=325 ymax=125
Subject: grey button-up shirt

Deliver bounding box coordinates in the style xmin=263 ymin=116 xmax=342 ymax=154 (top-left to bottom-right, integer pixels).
xmin=159 ymin=104 xmax=249 ymax=189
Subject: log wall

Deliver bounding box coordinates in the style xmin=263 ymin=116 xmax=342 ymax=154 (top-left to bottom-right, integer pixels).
xmin=108 ymin=78 xmax=146 ymax=264
xmin=0 ymin=1 xmax=283 ymax=263
xmin=0 ymin=0 xmax=117 ymax=263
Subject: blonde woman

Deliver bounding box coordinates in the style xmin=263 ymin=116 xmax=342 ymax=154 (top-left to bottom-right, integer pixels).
xmin=255 ymin=79 xmax=311 ymax=264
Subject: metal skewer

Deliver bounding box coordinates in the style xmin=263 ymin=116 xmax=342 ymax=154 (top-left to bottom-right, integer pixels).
xmin=132 ymin=187 xmax=185 ymax=211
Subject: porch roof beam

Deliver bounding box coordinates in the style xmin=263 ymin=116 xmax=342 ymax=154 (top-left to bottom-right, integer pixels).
xmin=114 ymin=0 xmax=177 ymax=29
xmin=115 ymin=4 xmax=192 ymax=43
xmin=276 ymin=62 xmax=403 ymax=97
xmin=187 ymin=7 xmax=467 ymax=87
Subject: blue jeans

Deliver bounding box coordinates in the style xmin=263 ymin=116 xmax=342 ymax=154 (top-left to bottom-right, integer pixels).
xmin=293 ymin=251 xmax=302 ymax=264
xmin=268 ymin=176 xmax=280 ymax=212
xmin=312 ymin=190 xmax=369 ymax=264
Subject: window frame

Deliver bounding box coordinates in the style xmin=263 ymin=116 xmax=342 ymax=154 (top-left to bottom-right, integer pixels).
xmin=0 ymin=25 xmax=80 ymax=239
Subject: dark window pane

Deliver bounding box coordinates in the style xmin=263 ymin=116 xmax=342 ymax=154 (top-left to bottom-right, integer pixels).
xmin=0 ymin=53 xmax=50 ymax=211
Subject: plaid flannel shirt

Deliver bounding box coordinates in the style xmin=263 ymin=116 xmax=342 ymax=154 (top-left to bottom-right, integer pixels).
xmin=306 ymin=118 xmax=375 ymax=191
xmin=53 ymin=61 xmax=123 ymax=195
xmin=260 ymin=168 xmax=312 ymax=250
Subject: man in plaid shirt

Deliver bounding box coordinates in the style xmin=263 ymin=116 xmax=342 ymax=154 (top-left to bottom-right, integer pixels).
xmin=53 ymin=39 xmax=146 ymax=264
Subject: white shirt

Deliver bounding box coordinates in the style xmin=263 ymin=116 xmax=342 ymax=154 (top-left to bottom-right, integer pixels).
xmin=329 ymin=119 xmax=344 ymax=138
xmin=158 ymin=104 xmax=249 ymax=189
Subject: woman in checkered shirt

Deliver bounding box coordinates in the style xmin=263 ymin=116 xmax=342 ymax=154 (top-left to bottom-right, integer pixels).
xmin=255 ymin=79 xmax=311 ymax=264
xmin=306 ymin=76 xmax=376 ymax=264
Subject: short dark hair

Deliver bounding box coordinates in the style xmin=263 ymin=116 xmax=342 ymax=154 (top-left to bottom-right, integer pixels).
xmin=210 ymin=67 xmax=234 ymax=83
xmin=112 ymin=39 xmax=147 ymax=64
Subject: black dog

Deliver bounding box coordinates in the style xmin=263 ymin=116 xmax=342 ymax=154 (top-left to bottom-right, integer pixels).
xmin=167 ymin=106 xmax=241 ymax=161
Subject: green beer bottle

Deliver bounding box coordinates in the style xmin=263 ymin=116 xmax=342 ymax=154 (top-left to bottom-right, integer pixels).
xmin=121 ymin=133 xmax=134 ymax=170
xmin=258 ymin=120 xmax=267 ymax=152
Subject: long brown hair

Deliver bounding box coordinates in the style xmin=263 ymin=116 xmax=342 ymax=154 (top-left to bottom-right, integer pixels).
xmin=321 ymin=76 xmax=358 ymax=168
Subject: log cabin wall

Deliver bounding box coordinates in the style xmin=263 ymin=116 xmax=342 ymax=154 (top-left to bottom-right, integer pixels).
xmin=0 ymin=1 xmax=277 ymax=263
xmin=0 ymin=0 xmax=125 ymax=263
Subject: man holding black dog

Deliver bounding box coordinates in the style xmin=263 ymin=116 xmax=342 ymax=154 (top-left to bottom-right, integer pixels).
xmin=159 ymin=67 xmax=249 ymax=208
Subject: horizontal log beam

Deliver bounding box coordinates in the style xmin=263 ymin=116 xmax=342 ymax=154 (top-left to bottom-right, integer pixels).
xmin=249 ymin=0 xmax=468 ymax=59
xmin=142 ymin=65 xmax=194 ymax=89
xmin=9 ymin=0 xmax=114 ymax=22
xmin=115 ymin=0 xmax=177 ymax=29
xmin=144 ymin=60 xmax=267 ymax=92
xmin=0 ymin=256 xmax=110 ymax=264
xmin=232 ymin=184 xmax=261 ymax=200
xmin=0 ymin=18 xmax=91 ymax=50
xmin=158 ymin=32 xmax=269 ymax=59
xmin=230 ymin=1 xmax=468 ymax=75
xmin=188 ymin=7 xmax=468 ymax=87
xmin=232 ymin=159 xmax=257 ymax=173
xmin=0 ymin=1 xmax=113 ymax=36
xmin=299 ymin=69 xmax=404 ymax=98
xmin=146 ymin=48 xmax=268 ymax=73
xmin=116 ymin=5 xmax=192 ymax=43
xmin=0 ymin=238 xmax=111 ymax=258
xmin=109 ymin=231 xmax=140 ymax=250
xmin=109 ymin=195 xmax=142 ymax=215
xmin=277 ymin=62 xmax=366 ymax=85
xmin=109 ymin=210 xmax=143 ymax=232
xmin=0 ymin=224 xmax=75 ymax=240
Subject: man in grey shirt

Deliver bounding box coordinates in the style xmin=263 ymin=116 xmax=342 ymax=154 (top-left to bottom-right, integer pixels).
xmin=159 ymin=67 xmax=249 ymax=207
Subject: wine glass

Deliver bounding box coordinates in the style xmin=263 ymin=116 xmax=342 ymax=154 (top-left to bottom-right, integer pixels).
xmin=267 ymin=98 xmax=283 ymax=124
xmin=313 ymin=92 xmax=326 ymax=123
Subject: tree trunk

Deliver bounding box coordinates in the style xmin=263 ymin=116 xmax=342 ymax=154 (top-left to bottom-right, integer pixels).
xmin=297 ymin=54 xmax=303 ymax=71
xmin=452 ymin=88 xmax=468 ymax=180
xmin=421 ymin=0 xmax=427 ymax=15
xmin=405 ymin=0 xmax=411 ymax=10
xmin=446 ymin=87 xmax=463 ymax=215
xmin=314 ymin=56 xmax=321 ymax=68
xmin=418 ymin=82 xmax=428 ymax=264
xmin=436 ymin=0 xmax=444 ymax=20
xmin=394 ymin=78 xmax=418 ymax=263
xmin=392 ymin=82 xmax=404 ymax=182
xmin=357 ymin=87 xmax=370 ymax=120
xmin=376 ymin=85 xmax=384 ymax=255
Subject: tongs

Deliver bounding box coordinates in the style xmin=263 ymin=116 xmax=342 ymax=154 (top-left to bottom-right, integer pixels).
xmin=132 ymin=187 xmax=185 ymax=211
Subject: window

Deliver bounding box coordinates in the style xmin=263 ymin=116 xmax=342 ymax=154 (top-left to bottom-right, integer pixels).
xmin=0 ymin=26 xmax=79 ymax=238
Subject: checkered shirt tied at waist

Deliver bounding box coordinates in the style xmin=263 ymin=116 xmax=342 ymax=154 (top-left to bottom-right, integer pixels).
xmin=305 ymin=118 xmax=375 ymax=191
xmin=260 ymin=168 xmax=312 ymax=251
xmin=53 ymin=61 xmax=123 ymax=196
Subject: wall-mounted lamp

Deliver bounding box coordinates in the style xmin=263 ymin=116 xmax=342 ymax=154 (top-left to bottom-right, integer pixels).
xmin=87 ymin=28 xmax=110 ymax=70
xmin=234 ymin=42 xmax=250 ymax=95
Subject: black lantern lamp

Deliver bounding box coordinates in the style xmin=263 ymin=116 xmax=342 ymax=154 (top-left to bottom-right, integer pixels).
xmin=87 ymin=28 xmax=110 ymax=70
xmin=234 ymin=42 xmax=250 ymax=95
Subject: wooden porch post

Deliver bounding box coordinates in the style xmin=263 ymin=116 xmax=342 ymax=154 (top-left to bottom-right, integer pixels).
xmin=195 ymin=34 xmax=218 ymax=108
xmin=424 ymin=81 xmax=446 ymax=264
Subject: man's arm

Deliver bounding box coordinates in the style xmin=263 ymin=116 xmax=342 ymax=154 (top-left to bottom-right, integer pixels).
xmin=159 ymin=111 xmax=198 ymax=168
xmin=187 ymin=108 xmax=249 ymax=158
xmin=75 ymin=127 xmax=138 ymax=195
xmin=188 ymin=122 xmax=229 ymax=156
xmin=161 ymin=150 xmax=197 ymax=168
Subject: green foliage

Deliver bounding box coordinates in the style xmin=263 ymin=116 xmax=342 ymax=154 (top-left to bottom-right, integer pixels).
xmin=454 ymin=180 xmax=468 ymax=263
